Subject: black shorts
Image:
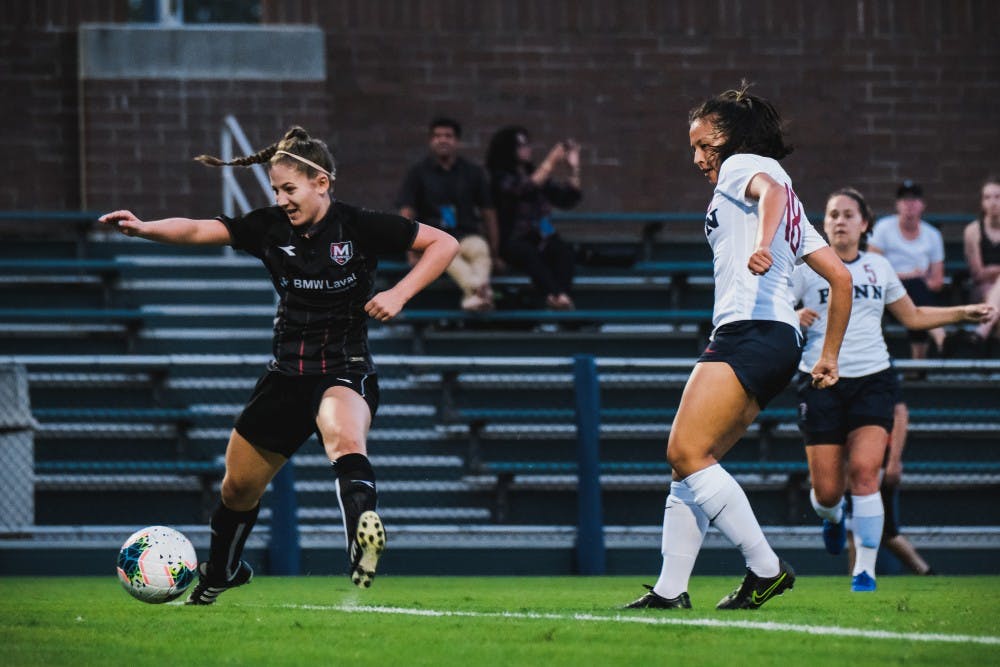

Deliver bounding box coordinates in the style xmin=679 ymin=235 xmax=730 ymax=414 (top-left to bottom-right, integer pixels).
xmin=234 ymin=370 xmax=380 ymax=458
xmin=796 ymin=366 xmax=899 ymax=445
xmin=698 ymin=320 xmax=802 ymax=409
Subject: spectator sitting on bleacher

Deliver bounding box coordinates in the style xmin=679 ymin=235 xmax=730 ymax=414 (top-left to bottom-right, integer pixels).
xmin=396 ymin=116 xmax=501 ymax=312
xmin=962 ymin=175 xmax=1000 ymax=353
xmin=99 ymin=126 xmax=458 ymax=601
xmin=625 ymin=81 xmax=853 ymax=612
xmin=485 ymin=125 xmax=581 ymax=310
xmin=791 ymin=187 xmax=993 ymax=592
xmin=869 ymin=180 xmax=946 ymax=359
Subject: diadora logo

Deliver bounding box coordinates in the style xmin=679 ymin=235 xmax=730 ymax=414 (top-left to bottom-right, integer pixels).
xmin=330 ymin=241 xmax=353 ymax=266
xmin=278 ymin=244 xmax=296 ymax=256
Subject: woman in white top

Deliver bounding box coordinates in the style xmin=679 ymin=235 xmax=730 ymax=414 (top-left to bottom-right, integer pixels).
xmin=627 ymin=82 xmax=852 ymax=611
xmin=791 ymin=188 xmax=993 ymax=592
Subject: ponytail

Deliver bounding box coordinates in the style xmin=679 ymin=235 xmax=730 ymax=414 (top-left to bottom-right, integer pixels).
xmin=194 ymin=125 xmax=335 ymax=179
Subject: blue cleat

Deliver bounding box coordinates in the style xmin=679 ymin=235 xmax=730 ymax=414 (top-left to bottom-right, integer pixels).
xmin=851 ymin=571 xmax=877 ymax=592
xmin=822 ymin=518 xmax=846 ymax=555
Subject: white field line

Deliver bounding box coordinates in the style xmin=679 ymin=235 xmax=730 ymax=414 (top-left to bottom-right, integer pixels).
xmin=273 ymin=603 xmax=1000 ymax=646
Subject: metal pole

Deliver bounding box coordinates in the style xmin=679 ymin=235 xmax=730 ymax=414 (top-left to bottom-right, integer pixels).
xmin=573 ymin=354 xmax=605 ymax=574
xmin=267 ymin=462 xmax=301 ymax=575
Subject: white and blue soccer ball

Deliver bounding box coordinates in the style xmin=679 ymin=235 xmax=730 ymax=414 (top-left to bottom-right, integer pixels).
xmin=116 ymin=525 xmax=198 ymax=603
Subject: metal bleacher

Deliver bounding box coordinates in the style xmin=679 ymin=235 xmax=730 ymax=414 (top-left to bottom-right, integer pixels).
xmin=0 ymin=211 xmax=998 ymax=576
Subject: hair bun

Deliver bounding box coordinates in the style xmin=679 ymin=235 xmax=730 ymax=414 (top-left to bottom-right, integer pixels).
xmin=284 ymin=126 xmax=310 ymax=141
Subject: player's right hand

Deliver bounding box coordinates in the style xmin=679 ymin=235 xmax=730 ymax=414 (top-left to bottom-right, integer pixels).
xmin=810 ymin=356 xmax=839 ymax=389
xmin=747 ymin=247 xmax=773 ymax=275
xmin=98 ymin=210 xmax=143 ymax=236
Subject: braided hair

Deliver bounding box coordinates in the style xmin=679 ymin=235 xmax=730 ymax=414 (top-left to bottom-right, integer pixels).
xmin=194 ymin=126 xmax=336 ymax=179
xmin=689 ymin=80 xmax=793 ymax=164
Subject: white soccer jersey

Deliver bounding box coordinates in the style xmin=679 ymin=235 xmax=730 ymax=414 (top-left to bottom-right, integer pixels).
xmin=791 ymin=251 xmax=907 ymax=377
xmin=705 ymin=153 xmax=827 ymax=334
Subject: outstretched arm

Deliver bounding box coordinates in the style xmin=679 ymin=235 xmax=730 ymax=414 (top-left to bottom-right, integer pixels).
xmin=803 ymin=246 xmax=852 ymax=388
xmin=98 ymin=210 xmax=231 ymax=245
xmin=364 ymin=223 xmax=459 ymax=321
xmin=886 ymin=295 xmax=995 ymax=330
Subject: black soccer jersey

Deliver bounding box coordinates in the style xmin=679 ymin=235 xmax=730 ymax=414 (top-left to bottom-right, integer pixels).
xmin=219 ymin=200 xmax=418 ymax=375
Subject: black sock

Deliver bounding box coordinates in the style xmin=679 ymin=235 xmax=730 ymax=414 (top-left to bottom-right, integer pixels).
xmin=207 ymin=501 xmax=259 ymax=580
xmin=332 ymin=453 xmax=377 ymax=548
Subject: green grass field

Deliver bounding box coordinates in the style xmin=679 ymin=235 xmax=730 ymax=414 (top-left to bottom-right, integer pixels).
xmin=2 ymin=575 xmax=997 ymax=666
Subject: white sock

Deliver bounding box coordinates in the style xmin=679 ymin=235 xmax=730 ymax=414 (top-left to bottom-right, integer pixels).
xmin=653 ymin=481 xmax=709 ymax=599
xmin=684 ymin=463 xmax=780 ymax=577
xmin=851 ymin=492 xmax=884 ymax=577
xmin=810 ymin=488 xmax=844 ymax=523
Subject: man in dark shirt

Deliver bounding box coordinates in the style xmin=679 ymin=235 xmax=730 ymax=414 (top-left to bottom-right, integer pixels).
xmin=396 ymin=116 xmax=500 ymax=311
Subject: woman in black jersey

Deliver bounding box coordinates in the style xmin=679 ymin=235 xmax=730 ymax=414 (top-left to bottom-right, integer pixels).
xmin=99 ymin=126 xmax=458 ymax=602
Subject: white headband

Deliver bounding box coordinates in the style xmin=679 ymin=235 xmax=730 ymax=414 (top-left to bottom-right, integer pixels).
xmin=275 ymin=149 xmax=335 ymax=179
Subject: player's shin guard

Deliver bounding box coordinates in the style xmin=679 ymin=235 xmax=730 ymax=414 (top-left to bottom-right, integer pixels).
xmin=850 ymin=492 xmax=884 ymax=579
xmin=332 ymin=453 xmax=378 ymax=550
xmin=684 ymin=463 xmax=780 ymax=578
xmin=653 ymin=481 xmax=709 ymax=599
xmin=206 ymin=501 xmax=259 ymax=580
xmin=332 ymin=453 xmax=384 ymax=587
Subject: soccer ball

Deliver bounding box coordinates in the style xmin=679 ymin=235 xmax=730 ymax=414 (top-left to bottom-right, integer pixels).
xmin=116 ymin=525 xmax=199 ymax=603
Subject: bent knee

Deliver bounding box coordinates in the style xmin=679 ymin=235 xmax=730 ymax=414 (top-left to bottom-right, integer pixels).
xmin=321 ymin=431 xmax=366 ymax=460
xmin=666 ymin=444 xmax=714 ymax=478
xmin=848 ymin=472 xmax=881 ymax=496
xmin=812 ymin=484 xmax=844 ymax=508
xmin=220 ymin=475 xmax=266 ymax=509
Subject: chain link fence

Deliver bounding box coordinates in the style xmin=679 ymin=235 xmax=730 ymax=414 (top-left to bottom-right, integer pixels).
xmin=0 ymin=364 xmax=37 ymax=531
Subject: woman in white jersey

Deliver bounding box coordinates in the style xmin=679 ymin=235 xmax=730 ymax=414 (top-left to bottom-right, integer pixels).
xmin=626 ymin=83 xmax=853 ymax=611
xmin=791 ymin=188 xmax=993 ymax=592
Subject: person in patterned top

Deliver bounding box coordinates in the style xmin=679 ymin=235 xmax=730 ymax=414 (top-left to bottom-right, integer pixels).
xmin=99 ymin=126 xmax=458 ymax=602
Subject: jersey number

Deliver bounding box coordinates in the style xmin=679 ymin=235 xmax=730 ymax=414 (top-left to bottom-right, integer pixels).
xmin=784 ymin=184 xmax=802 ymax=254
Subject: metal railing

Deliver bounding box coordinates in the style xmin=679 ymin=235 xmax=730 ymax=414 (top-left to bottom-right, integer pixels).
xmin=219 ymin=115 xmax=272 ymax=218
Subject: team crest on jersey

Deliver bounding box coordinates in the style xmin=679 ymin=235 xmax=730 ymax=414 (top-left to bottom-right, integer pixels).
xmin=330 ymin=241 xmax=353 ymax=265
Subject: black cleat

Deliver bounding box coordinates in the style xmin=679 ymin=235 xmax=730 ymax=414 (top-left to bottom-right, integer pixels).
xmin=185 ymin=560 xmax=253 ymax=605
xmin=349 ymin=510 xmax=386 ymax=588
xmin=624 ymin=585 xmax=692 ymax=609
xmin=716 ymin=560 xmax=795 ymax=610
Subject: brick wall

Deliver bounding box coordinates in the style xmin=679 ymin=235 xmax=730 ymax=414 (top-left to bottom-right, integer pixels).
xmin=4 ymin=0 xmax=999 ymax=219
xmin=0 ymin=1 xmax=125 ymax=210
xmin=265 ymin=0 xmax=1000 ymax=217
xmin=81 ymin=79 xmax=327 ymax=217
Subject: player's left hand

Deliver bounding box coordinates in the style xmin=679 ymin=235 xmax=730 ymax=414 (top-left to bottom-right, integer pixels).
xmin=810 ymin=356 xmax=839 ymax=389
xmin=963 ymin=303 xmax=997 ymax=323
xmin=747 ymin=247 xmax=773 ymax=275
xmin=884 ymin=459 xmax=903 ymax=486
xmin=365 ymin=289 xmax=406 ymax=322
